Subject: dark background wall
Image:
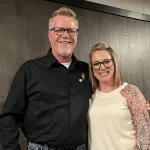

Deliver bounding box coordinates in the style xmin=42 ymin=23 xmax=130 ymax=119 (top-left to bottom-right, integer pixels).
xmin=86 ymin=0 xmax=150 ymax=15
xmin=0 ymin=0 xmax=150 ymax=149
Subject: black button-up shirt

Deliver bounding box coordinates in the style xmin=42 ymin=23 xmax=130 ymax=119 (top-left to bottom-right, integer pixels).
xmin=0 ymin=49 xmax=91 ymax=150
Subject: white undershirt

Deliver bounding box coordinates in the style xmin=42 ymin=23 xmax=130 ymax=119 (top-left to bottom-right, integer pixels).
xmin=61 ymin=61 xmax=72 ymax=69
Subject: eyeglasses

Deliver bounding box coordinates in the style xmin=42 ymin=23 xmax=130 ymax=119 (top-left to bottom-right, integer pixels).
xmin=49 ymin=27 xmax=78 ymax=36
xmin=91 ymin=59 xmax=113 ymax=70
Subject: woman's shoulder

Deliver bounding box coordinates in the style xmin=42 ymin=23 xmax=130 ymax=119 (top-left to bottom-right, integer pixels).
xmin=120 ymin=83 xmax=146 ymax=107
xmin=121 ymin=83 xmax=142 ymax=97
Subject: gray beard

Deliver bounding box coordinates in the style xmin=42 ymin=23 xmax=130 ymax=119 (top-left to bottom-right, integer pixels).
xmin=59 ymin=52 xmax=71 ymax=58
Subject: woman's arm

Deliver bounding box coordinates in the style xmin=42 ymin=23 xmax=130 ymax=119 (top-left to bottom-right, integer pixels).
xmin=120 ymin=84 xmax=150 ymax=150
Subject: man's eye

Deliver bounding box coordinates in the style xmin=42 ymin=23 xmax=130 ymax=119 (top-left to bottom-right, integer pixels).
xmin=56 ymin=29 xmax=63 ymax=32
xmin=68 ymin=30 xmax=75 ymax=33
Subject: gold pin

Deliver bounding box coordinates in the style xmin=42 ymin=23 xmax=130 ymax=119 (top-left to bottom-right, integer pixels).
xmin=82 ymin=73 xmax=85 ymax=80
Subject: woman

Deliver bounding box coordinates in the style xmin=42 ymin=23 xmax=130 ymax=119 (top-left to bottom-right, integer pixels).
xmin=88 ymin=42 xmax=150 ymax=150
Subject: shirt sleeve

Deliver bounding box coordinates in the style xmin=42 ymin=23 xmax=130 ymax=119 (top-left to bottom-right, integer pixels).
xmin=120 ymin=84 xmax=150 ymax=150
xmin=0 ymin=61 xmax=29 ymax=150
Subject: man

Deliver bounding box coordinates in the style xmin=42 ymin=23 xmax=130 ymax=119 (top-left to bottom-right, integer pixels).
xmin=0 ymin=7 xmax=91 ymax=150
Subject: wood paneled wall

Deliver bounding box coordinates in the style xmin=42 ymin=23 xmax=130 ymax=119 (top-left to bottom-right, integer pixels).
xmin=0 ymin=0 xmax=150 ymax=149
xmin=75 ymin=8 xmax=150 ymax=101
xmin=86 ymin=0 xmax=150 ymax=16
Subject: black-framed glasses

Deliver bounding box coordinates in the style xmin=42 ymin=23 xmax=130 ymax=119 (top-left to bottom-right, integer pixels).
xmin=91 ymin=59 xmax=113 ymax=70
xmin=49 ymin=27 xmax=78 ymax=36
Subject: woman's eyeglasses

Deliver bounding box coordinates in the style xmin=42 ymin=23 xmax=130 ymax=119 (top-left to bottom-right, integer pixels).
xmin=91 ymin=59 xmax=113 ymax=70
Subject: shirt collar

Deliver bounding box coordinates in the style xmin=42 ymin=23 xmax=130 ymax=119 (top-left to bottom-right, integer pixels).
xmin=45 ymin=48 xmax=80 ymax=69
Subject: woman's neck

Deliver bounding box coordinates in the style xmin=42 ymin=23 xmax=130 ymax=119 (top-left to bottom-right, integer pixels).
xmin=99 ymin=82 xmax=118 ymax=93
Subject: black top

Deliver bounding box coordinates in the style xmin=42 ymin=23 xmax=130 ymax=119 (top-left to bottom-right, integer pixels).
xmin=0 ymin=49 xmax=91 ymax=150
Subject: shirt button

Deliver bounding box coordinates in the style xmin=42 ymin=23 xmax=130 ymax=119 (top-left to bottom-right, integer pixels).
xmin=71 ymin=112 xmax=75 ymax=115
xmin=71 ymin=96 xmax=74 ymax=100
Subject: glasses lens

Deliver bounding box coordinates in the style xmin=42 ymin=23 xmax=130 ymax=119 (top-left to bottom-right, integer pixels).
xmin=92 ymin=62 xmax=100 ymax=70
xmin=68 ymin=29 xmax=78 ymax=35
xmin=54 ymin=28 xmax=64 ymax=35
xmin=103 ymin=59 xmax=112 ymax=67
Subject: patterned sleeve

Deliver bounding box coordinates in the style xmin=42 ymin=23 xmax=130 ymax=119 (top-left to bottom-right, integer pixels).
xmin=120 ymin=84 xmax=150 ymax=150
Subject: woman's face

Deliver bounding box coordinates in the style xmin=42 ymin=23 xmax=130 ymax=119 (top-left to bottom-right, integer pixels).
xmin=91 ymin=50 xmax=114 ymax=85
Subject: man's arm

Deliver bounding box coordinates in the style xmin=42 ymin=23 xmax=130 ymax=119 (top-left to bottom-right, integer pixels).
xmin=0 ymin=62 xmax=29 ymax=150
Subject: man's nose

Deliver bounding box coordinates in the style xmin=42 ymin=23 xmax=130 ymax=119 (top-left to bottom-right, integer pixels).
xmin=62 ymin=30 xmax=69 ymax=37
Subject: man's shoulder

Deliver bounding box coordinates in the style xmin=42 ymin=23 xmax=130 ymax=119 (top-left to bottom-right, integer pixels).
xmin=18 ymin=55 xmax=47 ymax=70
xmin=30 ymin=55 xmax=46 ymax=63
xmin=78 ymin=61 xmax=88 ymax=65
xmin=78 ymin=61 xmax=88 ymax=69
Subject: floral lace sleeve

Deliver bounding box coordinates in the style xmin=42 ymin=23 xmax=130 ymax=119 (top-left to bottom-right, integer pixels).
xmin=120 ymin=84 xmax=150 ymax=150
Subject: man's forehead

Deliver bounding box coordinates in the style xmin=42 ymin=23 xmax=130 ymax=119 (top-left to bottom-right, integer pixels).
xmin=51 ymin=15 xmax=77 ymax=27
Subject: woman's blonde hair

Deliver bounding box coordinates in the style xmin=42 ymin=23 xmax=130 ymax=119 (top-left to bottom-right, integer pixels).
xmin=48 ymin=7 xmax=78 ymax=30
xmin=89 ymin=42 xmax=123 ymax=93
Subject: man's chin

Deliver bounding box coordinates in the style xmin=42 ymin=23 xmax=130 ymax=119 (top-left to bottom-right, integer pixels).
xmin=59 ymin=51 xmax=72 ymax=58
xmin=60 ymin=54 xmax=71 ymax=58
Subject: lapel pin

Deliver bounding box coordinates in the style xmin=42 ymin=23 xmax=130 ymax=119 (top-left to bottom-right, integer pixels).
xmin=82 ymin=73 xmax=85 ymax=81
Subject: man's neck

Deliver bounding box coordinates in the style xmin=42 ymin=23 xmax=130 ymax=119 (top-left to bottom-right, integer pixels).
xmin=58 ymin=56 xmax=72 ymax=63
xmin=52 ymin=52 xmax=72 ymax=63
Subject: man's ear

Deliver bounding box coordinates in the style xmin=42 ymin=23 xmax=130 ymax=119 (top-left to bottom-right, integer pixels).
xmin=48 ymin=31 xmax=51 ymax=42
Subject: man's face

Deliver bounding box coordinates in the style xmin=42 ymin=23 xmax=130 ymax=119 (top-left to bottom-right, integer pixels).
xmin=48 ymin=15 xmax=78 ymax=60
